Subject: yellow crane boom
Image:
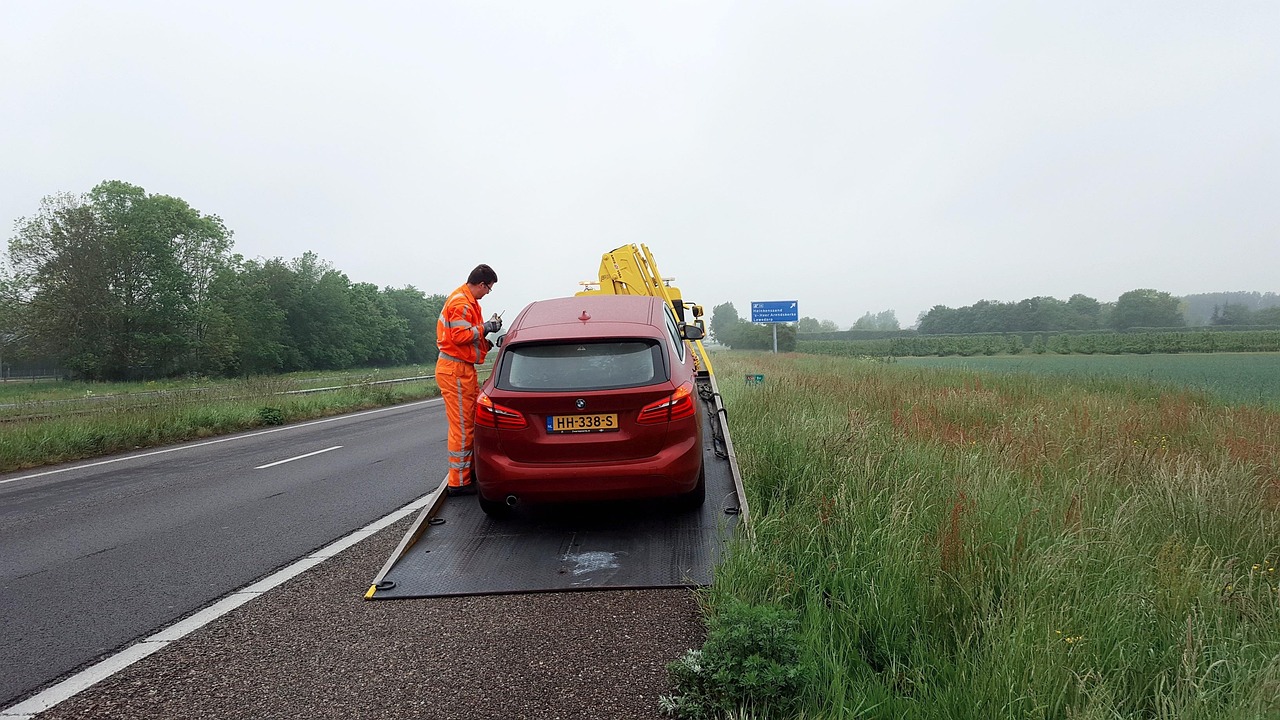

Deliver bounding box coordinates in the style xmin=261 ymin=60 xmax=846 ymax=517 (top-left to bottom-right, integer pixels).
xmin=577 ymin=243 xmax=714 ymax=375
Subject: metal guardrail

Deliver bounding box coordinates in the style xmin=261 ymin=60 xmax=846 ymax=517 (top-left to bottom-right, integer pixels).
xmin=277 ymin=375 xmax=435 ymax=396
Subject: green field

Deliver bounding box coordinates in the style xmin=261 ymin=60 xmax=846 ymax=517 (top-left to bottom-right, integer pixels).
xmin=896 ymin=352 xmax=1280 ymax=408
xmin=663 ymin=351 xmax=1280 ymax=719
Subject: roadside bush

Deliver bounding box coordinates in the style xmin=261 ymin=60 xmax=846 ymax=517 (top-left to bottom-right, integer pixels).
xmin=256 ymin=406 xmax=285 ymax=426
xmin=660 ymin=599 xmax=813 ymax=719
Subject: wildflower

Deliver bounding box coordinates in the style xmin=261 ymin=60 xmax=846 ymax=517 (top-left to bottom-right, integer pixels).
xmin=1254 ymin=564 xmax=1262 ymax=572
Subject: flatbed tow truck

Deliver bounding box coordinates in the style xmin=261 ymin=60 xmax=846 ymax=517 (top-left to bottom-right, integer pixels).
xmin=365 ymin=245 xmax=747 ymax=599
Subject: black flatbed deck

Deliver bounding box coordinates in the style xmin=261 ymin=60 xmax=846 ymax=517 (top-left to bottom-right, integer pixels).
xmin=366 ymin=374 xmax=746 ymax=599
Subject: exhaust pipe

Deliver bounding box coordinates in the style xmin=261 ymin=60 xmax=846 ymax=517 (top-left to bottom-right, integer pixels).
xmin=505 ymin=495 xmax=519 ymax=507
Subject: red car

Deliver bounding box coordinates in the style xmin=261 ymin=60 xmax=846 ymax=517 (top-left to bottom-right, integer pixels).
xmin=471 ymin=294 xmax=706 ymax=518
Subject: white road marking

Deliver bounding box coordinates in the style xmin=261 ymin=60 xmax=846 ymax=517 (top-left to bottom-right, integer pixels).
xmin=0 ymin=397 xmax=442 ymax=487
xmin=253 ymin=445 xmax=343 ymax=470
xmin=0 ymin=485 xmax=443 ymax=719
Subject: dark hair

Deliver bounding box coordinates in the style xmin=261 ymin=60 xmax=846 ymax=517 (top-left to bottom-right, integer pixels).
xmin=467 ymin=264 xmax=498 ymax=286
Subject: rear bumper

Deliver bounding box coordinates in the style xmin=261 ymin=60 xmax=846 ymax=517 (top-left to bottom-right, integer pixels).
xmin=474 ymin=430 xmax=703 ymax=503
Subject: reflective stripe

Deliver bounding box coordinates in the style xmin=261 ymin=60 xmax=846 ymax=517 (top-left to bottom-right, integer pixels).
xmin=437 ymin=284 xmax=487 ymax=365
xmin=454 ymin=377 xmax=469 ymax=452
xmin=447 ymin=292 xmax=473 ymax=321
xmin=437 ymin=348 xmax=478 ymax=488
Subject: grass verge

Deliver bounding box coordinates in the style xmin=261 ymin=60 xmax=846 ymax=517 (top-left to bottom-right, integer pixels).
xmin=0 ymin=373 xmax=440 ymax=473
xmin=677 ymin=351 xmax=1280 ymax=719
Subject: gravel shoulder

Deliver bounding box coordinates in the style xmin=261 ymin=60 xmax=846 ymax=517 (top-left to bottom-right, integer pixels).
xmin=36 ymin=515 xmax=707 ymax=720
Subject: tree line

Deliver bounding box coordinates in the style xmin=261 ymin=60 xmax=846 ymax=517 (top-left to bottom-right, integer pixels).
xmin=1 ymin=181 xmax=446 ymax=380
xmin=710 ymin=290 xmax=1280 ymax=349
xmin=917 ymin=290 xmax=1280 ymax=334
xmin=710 ymin=295 xmax=1280 ymax=354
xmin=7 ymin=182 xmax=1276 ymax=378
xmin=1182 ymin=291 xmax=1280 ymax=326
xmin=797 ymin=309 xmax=900 ymax=333
xmin=709 ymin=303 xmax=798 ymax=351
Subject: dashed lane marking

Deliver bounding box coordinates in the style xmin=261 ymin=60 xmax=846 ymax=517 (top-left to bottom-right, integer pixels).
xmin=254 ymin=445 xmax=343 ymax=470
xmin=0 ymin=398 xmax=442 ymax=487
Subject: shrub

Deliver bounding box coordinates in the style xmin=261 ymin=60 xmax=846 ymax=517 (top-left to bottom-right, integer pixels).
xmin=256 ymin=406 xmax=285 ymax=426
xmin=660 ymin=599 xmax=813 ymax=719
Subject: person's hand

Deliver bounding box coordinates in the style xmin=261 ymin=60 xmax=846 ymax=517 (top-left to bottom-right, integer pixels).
xmin=483 ymin=313 xmax=503 ymax=334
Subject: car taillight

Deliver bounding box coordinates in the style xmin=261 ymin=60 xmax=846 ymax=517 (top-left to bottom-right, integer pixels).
xmin=476 ymin=392 xmax=527 ymax=429
xmin=636 ymin=381 xmax=696 ymax=424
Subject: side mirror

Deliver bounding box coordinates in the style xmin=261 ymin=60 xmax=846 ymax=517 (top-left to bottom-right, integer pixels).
xmin=681 ymin=324 xmax=704 ymax=341
xmin=495 ymin=334 xmax=505 ymax=348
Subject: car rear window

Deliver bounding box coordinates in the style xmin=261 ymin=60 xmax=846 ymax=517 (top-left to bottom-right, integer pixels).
xmin=497 ymin=340 xmax=668 ymax=391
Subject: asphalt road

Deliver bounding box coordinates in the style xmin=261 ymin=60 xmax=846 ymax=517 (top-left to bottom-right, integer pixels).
xmin=0 ymin=398 xmax=448 ymax=707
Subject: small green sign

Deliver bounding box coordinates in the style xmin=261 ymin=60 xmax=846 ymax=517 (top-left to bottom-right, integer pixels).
xmin=745 ymin=374 xmax=765 ymax=385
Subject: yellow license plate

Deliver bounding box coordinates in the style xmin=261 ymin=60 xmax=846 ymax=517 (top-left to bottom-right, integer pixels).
xmin=546 ymin=413 xmax=619 ymax=433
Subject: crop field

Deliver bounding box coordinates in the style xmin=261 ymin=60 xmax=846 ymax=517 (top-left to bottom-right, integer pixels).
xmin=896 ymin=352 xmax=1280 ymax=409
xmin=674 ymin=351 xmax=1280 ymax=719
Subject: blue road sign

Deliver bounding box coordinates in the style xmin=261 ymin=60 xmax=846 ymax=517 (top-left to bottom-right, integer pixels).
xmin=751 ymin=300 xmax=799 ymax=323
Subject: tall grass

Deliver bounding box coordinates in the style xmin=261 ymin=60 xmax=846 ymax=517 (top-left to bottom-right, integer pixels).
xmin=706 ymin=352 xmax=1280 ymax=718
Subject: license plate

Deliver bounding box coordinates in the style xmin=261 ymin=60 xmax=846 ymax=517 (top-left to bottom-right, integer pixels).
xmin=546 ymin=413 xmax=619 ymax=433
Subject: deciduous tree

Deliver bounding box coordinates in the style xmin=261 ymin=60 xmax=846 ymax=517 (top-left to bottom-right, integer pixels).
xmin=1109 ymin=289 xmax=1185 ymax=330
xmin=7 ymin=182 xmax=231 ymax=379
xmin=384 ymin=287 xmax=446 ymax=363
xmin=796 ymin=316 xmax=822 ymax=333
xmin=1066 ymin=294 xmax=1102 ymax=330
xmin=710 ymin=302 xmax=740 ymax=345
xmin=853 ymin=310 xmax=899 ymax=330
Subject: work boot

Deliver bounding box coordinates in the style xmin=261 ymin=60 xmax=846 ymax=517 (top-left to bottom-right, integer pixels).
xmin=446 ymin=483 xmax=476 ymax=497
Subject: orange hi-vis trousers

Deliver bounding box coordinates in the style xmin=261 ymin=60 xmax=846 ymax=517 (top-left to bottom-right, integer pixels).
xmin=436 ymin=357 xmax=479 ymax=488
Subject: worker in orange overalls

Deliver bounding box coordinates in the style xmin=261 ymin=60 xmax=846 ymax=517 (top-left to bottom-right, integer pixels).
xmin=436 ymin=263 xmax=501 ymax=496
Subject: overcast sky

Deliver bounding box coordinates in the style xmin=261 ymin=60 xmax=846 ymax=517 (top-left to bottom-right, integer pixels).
xmin=3 ymin=2 xmax=1277 ymax=328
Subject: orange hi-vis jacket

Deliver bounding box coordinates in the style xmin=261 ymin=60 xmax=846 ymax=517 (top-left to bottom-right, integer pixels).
xmin=436 ymin=284 xmax=490 ymax=365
